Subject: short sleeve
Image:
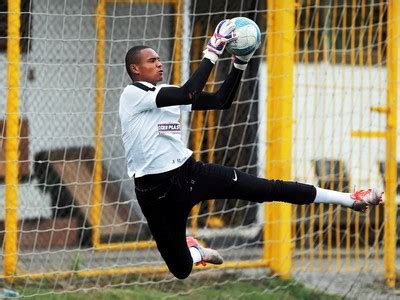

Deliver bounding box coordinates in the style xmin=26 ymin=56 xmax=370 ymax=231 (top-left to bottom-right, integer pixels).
xmin=120 ymin=84 xmax=158 ymax=114
xmin=180 ymin=104 xmax=192 ymax=112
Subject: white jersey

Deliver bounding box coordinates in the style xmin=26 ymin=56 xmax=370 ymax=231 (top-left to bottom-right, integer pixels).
xmin=119 ymin=81 xmax=193 ymax=178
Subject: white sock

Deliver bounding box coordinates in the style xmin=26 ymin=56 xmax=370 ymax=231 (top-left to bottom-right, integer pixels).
xmin=189 ymin=247 xmax=202 ymax=264
xmin=314 ymin=187 xmax=354 ymax=207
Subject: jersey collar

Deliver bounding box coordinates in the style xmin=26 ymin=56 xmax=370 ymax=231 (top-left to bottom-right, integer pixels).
xmin=135 ymin=81 xmax=156 ymax=88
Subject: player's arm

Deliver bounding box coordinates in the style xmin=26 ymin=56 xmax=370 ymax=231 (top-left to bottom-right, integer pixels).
xmin=157 ymin=61 xmax=244 ymax=110
xmin=155 ymin=19 xmax=236 ymax=108
xmin=190 ymin=48 xmax=257 ymax=110
xmin=156 ymin=27 xmax=258 ymax=110
xmin=156 ymin=57 xmax=256 ymax=110
xmin=191 ymin=66 xmax=243 ymax=110
xmin=155 ymin=58 xmax=215 ymax=107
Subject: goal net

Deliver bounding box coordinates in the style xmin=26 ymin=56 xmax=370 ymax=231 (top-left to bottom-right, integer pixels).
xmin=0 ymin=0 xmax=397 ymax=298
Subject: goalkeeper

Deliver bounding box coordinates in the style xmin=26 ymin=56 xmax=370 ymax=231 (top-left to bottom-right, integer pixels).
xmin=119 ymin=19 xmax=383 ymax=279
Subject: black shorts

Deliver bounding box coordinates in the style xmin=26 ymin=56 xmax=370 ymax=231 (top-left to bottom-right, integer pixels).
xmin=134 ymin=156 xmax=315 ymax=279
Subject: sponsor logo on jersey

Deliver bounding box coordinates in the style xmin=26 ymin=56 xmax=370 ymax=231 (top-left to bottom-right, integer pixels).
xmin=158 ymin=123 xmax=181 ymax=135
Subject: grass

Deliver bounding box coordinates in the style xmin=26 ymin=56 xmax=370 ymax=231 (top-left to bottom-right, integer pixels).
xmin=10 ymin=275 xmax=342 ymax=299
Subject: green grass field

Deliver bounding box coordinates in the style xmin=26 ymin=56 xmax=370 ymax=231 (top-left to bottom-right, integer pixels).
xmin=15 ymin=276 xmax=341 ymax=299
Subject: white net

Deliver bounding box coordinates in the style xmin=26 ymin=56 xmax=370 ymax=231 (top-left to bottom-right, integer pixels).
xmin=0 ymin=0 xmax=398 ymax=298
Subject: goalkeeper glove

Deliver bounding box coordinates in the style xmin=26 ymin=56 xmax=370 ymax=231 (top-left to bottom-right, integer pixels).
xmin=203 ymin=19 xmax=237 ymax=64
xmin=233 ymin=47 xmax=258 ymax=71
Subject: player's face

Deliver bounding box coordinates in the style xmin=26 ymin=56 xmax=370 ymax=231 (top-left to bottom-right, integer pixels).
xmin=132 ymin=48 xmax=163 ymax=85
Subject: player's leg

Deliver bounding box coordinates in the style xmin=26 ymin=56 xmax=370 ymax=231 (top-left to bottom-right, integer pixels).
xmin=135 ymin=169 xmax=224 ymax=279
xmin=188 ymin=160 xmax=314 ymax=204
xmin=313 ymin=186 xmax=383 ymax=212
xmin=135 ymin=181 xmax=193 ymax=279
xmin=187 ymin=160 xmax=382 ymax=210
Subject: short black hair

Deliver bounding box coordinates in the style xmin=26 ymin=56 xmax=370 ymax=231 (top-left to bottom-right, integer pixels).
xmin=125 ymin=45 xmax=151 ymax=80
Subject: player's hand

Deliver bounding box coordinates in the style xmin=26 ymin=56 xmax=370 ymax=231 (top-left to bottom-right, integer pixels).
xmin=207 ymin=19 xmax=237 ymax=55
xmin=203 ymin=19 xmax=237 ymax=64
xmin=233 ymin=47 xmax=258 ymax=70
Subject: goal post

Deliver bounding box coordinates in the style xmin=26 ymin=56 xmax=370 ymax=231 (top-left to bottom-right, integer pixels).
xmin=384 ymin=0 xmax=398 ymax=288
xmin=91 ymin=0 xmax=106 ymax=250
xmin=4 ymin=0 xmax=21 ymax=281
xmin=265 ymin=0 xmax=295 ymax=278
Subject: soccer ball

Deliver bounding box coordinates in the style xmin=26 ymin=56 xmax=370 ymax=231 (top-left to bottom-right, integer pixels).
xmin=226 ymin=17 xmax=261 ymax=56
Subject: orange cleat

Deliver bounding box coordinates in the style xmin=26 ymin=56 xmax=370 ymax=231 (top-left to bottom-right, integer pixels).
xmin=350 ymin=188 xmax=384 ymax=212
xmin=186 ymin=236 xmax=223 ymax=266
